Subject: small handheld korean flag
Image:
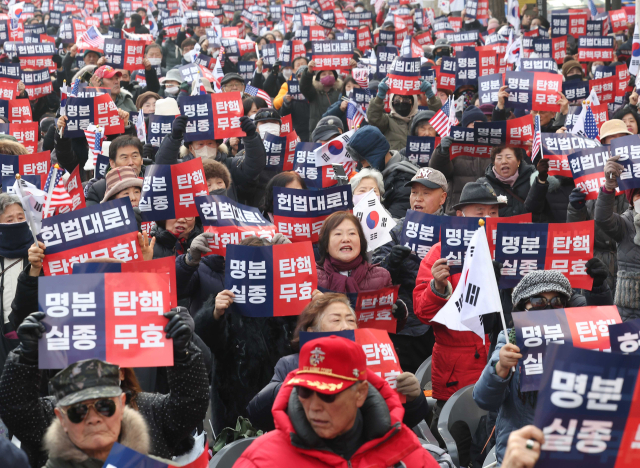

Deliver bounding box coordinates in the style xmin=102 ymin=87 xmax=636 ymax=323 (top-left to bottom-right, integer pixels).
xmin=432 ymin=223 xmax=505 ymax=343
xmin=353 ymin=189 xmax=396 ymax=251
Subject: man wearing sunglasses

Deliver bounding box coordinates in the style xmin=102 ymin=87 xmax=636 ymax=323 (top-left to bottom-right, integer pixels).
xmin=235 ymin=335 xmax=438 ymax=468
xmin=44 ymin=359 xmax=151 ymax=467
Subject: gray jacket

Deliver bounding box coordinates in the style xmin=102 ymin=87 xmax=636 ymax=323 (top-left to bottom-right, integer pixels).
xmin=595 ymin=189 xmax=640 ymax=320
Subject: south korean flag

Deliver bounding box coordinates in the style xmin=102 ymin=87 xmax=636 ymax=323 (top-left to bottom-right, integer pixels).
xmin=353 ymin=189 xmax=396 ymax=251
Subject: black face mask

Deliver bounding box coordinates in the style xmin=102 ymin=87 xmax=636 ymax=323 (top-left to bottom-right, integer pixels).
xmin=566 ymin=74 xmax=582 ymax=81
xmin=394 ymin=101 xmax=412 ymax=117
xmin=210 ymin=188 xmax=227 ymax=196
xmin=120 ymin=80 xmax=130 ymax=87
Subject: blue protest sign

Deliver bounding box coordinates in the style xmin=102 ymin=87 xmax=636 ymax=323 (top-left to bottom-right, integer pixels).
xmin=610 ymin=134 xmax=640 ymax=191
xmin=95 ymin=154 xmax=110 ymax=180
xmin=299 ymin=330 xmax=356 ymax=348
xmin=2 ymin=174 xmax=39 ymax=192
xmin=287 ymin=79 xmax=305 ymax=101
xmin=495 ymin=222 xmax=549 ymax=288
xmin=609 ymin=319 xmax=640 ymax=354
xmin=376 ymin=46 xmax=397 ymax=80
xmin=179 ymin=94 xmax=216 ymax=143
xmin=148 ymin=114 xmax=174 ymax=148
xmin=562 ymin=80 xmax=590 ymax=103
xmin=505 ymin=71 xmax=534 ymax=109
xmin=104 ymin=442 xmax=169 ymax=468
xmin=292 ymin=142 xmax=322 ymax=189
xmin=405 ymin=136 xmax=439 ymax=167
xmin=478 ymin=73 xmax=504 ymax=105
xmin=399 ymin=210 xmax=442 ymax=259
xmin=455 ymin=49 xmax=479 ymax=87
xmin=440 ymin=216 xmax=481 ymax=273
xmin=264 ymin=132 xmax=288 ymax=171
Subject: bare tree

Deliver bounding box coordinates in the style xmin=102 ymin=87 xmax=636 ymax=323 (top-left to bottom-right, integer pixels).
xmin=490 ymin=0 xmax=505 ymax=23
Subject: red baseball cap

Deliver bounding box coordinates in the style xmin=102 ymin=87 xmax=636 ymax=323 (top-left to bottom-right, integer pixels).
xmin=94 ymin=65 xmax=122 ymax=79
xmin=286 ymin=336 xmax=366 ymax=394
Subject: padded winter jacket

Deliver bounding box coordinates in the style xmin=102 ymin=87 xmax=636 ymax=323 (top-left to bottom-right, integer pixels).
xmin=476 ymin=162 xmax=535 ymax=218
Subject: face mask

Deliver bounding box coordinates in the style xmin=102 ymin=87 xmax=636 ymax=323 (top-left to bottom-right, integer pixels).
xmin=282 ymin=68 xmax=293 ymax=79
xmin=355 ymin=7 xmax=364 ymax=12
xmin=352 ymin=192 xmax=369 ymax=206
xmin=147 ymin=57 xmax=161 ymax=66
xmin=635 ymin=199 xmax=640 ymax=214
xmin=394 ymin=101 xmax=412 ymax=117
xmin=211 ymin=50 xmax=219 ymax=58
xmin=210 ymin=187 xmax=227 ymax=196
xmin=566 ymin=74 xmax=582 ymax=81
xmin=320 ymin=74 xmax=336 ymax=87
xmin=258 ymin=122 xmax=281 ymax=138
xmin=165 ymin=86 xmax=179 ymax=96
xmin=194 ymin=146 xmax=217 ymax=158
xmin=120 ymin=80 xmax=130 ymax=87
xmin=464 ymin=18 xmax=474 ymax=24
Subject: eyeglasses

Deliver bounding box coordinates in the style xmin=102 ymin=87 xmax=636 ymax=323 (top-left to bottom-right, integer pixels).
xmin=296 ymin=386 xmax=339 ymax=403
xmin=60 ymin=399 xmax=117 ymax=424
xmin=525 ymin=295 xmax=566 ymax=311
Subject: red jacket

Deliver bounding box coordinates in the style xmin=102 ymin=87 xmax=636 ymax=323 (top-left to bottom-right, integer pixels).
xmin=234 ymin=371 xmax=440 ymax=468
xmin=413 ymin=242 xmax=488 ymax=401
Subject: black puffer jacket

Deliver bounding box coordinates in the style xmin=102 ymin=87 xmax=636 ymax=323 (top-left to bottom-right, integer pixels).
xmin=195 ymin=296 xmax=297 ymax=435
xmin=280 ymin=96 xmax=311 ymax=143
xmin=524 ymin=173 xmax=576 ymax=223
xmin=381 ymin=151 xmax=420 ymax=219
xmin=175 ymin=253 xmax=225 ymax=318
xmin=154 ymin=132 xmax=266 ymax=204
xmin=151 ymin=222 xmax=204 ymax=259
xmin=476 ymin=162 xmax=535 ymax=217
xmin=0 ymin=343 xmax=209 ymax=468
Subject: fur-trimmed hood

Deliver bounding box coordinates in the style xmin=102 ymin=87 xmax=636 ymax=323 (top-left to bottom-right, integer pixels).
xmin=44 ymin=406 xmax=150 ymax=464
xmin=388 ymin=93 xmax=420 ymax=122
xmin=312 ymin=78 xmax=343 ymax=93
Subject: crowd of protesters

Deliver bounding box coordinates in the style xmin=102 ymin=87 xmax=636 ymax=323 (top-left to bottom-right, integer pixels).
xmin=0 ymin=1 xmax=636 ymax=467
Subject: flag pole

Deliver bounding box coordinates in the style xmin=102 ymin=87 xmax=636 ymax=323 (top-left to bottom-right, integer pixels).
xmin=479 ymin=218 xmax=510 ymax=339
xmin=14 ymin=174 xmax=39 ymax=244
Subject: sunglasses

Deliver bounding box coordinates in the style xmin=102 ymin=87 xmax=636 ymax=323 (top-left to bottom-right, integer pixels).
xmin=525 ymin=295 xmax=566 ymax=311
xmin=296 ymin=386 xmax=340 ymax=403
xmin=60 ymin=399 xmax=117 ymax=424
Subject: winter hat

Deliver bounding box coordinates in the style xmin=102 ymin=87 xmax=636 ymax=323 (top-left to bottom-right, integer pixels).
xmin=202 ymin=159 xmax=231 ymax=188
xmin=346 ymin=126 xmax=390 ymax=171
xmin=312 ymin=116 xmax=344 ymax=143
xmin=511 ymin=270 xmax=573 ymax=308
xmin=102 ymin=166 xmax=143 ymax=203
xmin=452 ymin=181 xmax=507 ymax=210
xmin=561 ymin=60 xmax=583 ymax=77
xmin=154 ymin=98 xmax=180 ymax=116
xmin=162 ymin=69 xmax=184 ymax=84
xmin=461 ymin=105 xmax=488 ymax=128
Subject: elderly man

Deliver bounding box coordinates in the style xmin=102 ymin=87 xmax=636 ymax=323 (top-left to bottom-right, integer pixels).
xmin=44 ymin=359 xmax=150 ymax=467
xmin=235 ymin=335 xmax=438 ymax=467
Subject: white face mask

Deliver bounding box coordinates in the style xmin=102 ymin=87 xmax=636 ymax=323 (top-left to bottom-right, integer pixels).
xmin=258 ymin=122 xmax=281 ymax=138
xmin=282 ymin=68 xmax=293 ymax=79
xmin=165 ymin=86 xmax=179 ymax=96
xmin=211 ymin=50 xmax=219 ymax=58
xmin=355 ymin=7 xmax=364 ymax=12
xmin=147 ymin=57 xmax=162 ymax=66
xmin=634 ymin=199 xmax=640 ymax=214
xmin=194 ymin=146 xmax=217 ymax=158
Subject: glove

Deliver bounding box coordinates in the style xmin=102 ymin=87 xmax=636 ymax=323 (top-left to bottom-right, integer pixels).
xmin=604 ymin=155 xmax=624 ymax=190
xmin=536 ymin=158 xmax=549 ymax=182
xmin=186 ymin=232 xmax=213 ymax=266
xmin=164 ymin=307 xmax=194 ymax=358
xmin=239 ymin=116 xmax=256 ymax=137
xmin=17 ymin=312 xmax=45 ymax=365
xmin=392 ymin=299 xmax=408 ymax=320
xmin=387 ymin=245 xmax=412 ymax=270
xmin=586 ymin=257 xmax=608 ymax=288
xmin=158 ymin=29 xmax=167 ymax=40
xmin=52 ymin=54 xmax=62 ymax=67
xmin=440 ymin=136 xmax=453 ymax=156
xmin=272 ymin=61 xmax=281 ymax=76
xmin=171 ymin=115 xmax=189 ymax=140
xmin=419 ymin=79 xmax=434 ymax=99
xmin=143 ymin=143 xmax=156 ymax=162
xmin=492 ymin=260 xmax=502 ymax=284
xmin=377 ymin=77 xmax=389 ymax=100
xmin=569 ymin=187 xmax=587 ymax=210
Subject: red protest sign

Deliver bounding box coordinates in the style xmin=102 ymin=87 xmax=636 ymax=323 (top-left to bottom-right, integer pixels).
xmin=414 ymin=31 xmax=433 ymax=47
xmin=211 ymin=92 xmax=245 ymax=139
xmin=609 ymin=8 xmax=628 ymax=33
xmin=545 ymin=220 xmax=595 ymax=290
xmin=123 ymin=256 xmax=178 ymax=309
xmin=8 ymin=122 xmax=38 ymax=153
xmin=591 ymin=103 xmax=608 ymax=131
xmin=8 ymin=99 xmax=32 ymax=123
xmin=590 ymin=76 xmax=616 ymax=104
xmin=387 ymin=57 xmax=421 ymax=95
xmin=532 ymin=72 xmax=562 ymax=112
xmin=104 ymin=272 xmax=174 ymax=368
xmin=355 ymin=285 xmax=399 ymax=334
xmin=478 ymin=50 xmax=499 ymax=76
xmin=280 ymin=114 xmax=293 ymax=135
xmin=564 ymin=306 xmax=622 ymax=351
xmin=355 ymin=329 xmax=405 ymax=402
xmin=282 ymin=130 xmax=300 ymax=172
xmin=436 ymin=65 xmax=456 ymax=92
xmin=20 ymin=150 xmax=49 ymax=187
xmin=449 ymin=17 xmax=462 ymax=32
xmin=122 ymin=40 xmax=145 ymax=71
xmin=552 ymin=36 xmax=567 ymax=64
xmin=545 ymin=153 xmax=573 ymax=178
xmin=357 ymin=25 xmax=371 ymax=51
xmin=95 ymin=94 xmax=124 ymax=135
xmin=64 ymin=166 xmax=86 ymax=212
xmin=171 ymin=157 xmax=210 ymax=218
xmin=568 ymin=12 xmax=588 ymax=36
xmin=616 ymin=64 xmax=631 ymax=97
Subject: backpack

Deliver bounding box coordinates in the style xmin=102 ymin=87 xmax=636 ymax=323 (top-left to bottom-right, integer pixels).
xmin=421 ymin=443 xmax=455 ymax=468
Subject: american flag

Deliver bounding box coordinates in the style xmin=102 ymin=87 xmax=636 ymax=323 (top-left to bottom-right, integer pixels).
xmin=76 ymin=26 xmax=104 ymax=50
xmin=70 ymin=78 xmax=80 ymax=97
xmin=252 ymin=20 xmax=260 ymax=36
xmin=346 ymin=101 xmax=365 ymax=130
xmin=582 ymin=105 xmax=599 ymax=139
xmin=245 ymin=85 xmax=273 ymax=107
xmin=531 ymin=114 xmax=542 ymax=164
xmin=429 ymin=97 xmax=454 ymax=137
xmin=352 ymin=68 xmax=369 ymax=88
xmin=587 ymin=0 xmax=598 ymax=19
xmin=84 ymin=125 xmax=104 ymax=165
xmin=60 ymin=81 xmax=68 ymax=116
xmin=43 ymin=165 xmax=73 ymax=218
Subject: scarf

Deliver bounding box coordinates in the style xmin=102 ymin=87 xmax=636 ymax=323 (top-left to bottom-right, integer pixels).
xmin=0 ymin=222 xmax=32 ymax=258
xmin=321 ymin=256 xmax=369 ymax=293
xmin=492 ymin=166 xmax=520 ymax=187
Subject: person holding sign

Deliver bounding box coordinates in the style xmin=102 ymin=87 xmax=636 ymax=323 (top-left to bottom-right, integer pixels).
xmin=299 ymin=60 xmax=346 ymax=138
xmin=0 ymin=306 xmax=209 ymax=467
xmin=236 ymin=335 xmax=439 ymax=468
xmin=247 ymin=293 xmax=429 ymax=432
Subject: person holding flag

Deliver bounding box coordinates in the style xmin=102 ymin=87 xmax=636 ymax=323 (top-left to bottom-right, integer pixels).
xmin=413 ymin=181 xmax=505 ymax=466
xmin=322 ymin=77 xmax=365 ymax=131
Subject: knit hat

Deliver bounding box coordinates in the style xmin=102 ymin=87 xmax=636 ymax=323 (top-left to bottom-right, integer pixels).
xmin=346 ymin=126 xmax=390 ymax=171
xmin=102 ymin=166 xmax=143 ymax=203
xmin=561 ymin=60 xmax=583 ymax=78
xmin=511 ymin=270 xmax=573 ymax=308
xmin=461 ymin=105 xmax=488 ymax=128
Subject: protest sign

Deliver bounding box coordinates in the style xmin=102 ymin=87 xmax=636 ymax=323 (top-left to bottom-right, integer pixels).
xmin=104 ymin=38 xmax=145 ymax=71
xmin=405 ymin=136 xmax=440 ymax=167
xmin=436 ymin=56 xmax=457 ymax=92
xmin=478 ymin=73 xmax=503 ymax=105
xmin=610 ymin=319 xmax=640 ymax=354
xmin=273 ymin=185 xmax=353 ymax=243
xmin=474 ymin=115 xmax=534 ymax=147
xmin=495 ymin=220 xmax=595 ymax=290
xmin=63 ymin=95 xmax=123 ymax=138
xmin=180 ymin=92 xmax=245 ymax=142
xmin=484 ymin=213 xmax=533 ymax=259
xmin=311 ymin=41 xmax=354 ymax=70
xmin=449 ymin=126 xmax=492 ymax=160
xmin=139 ymin=158 xmax=209 ymax=221
xmin=578 ymin=36 xmax=614 ymax=62
xmin=610 ymin=134 xmax=640 ymax=192
xmin=15 ymin=42 xmax=56 ymax=72
xmin=0 ymin=99 xmax=32 ymax=123
xmin=400 ymin=210 xmax=442 ymax=259
xmin=353 ymin=189 xmax=395 ymax=251
xmin=568 ymin=146 xmax=613 ymax=201
xmin=542 ymin=133 xmax=602 ymax=178
xmin=196 ymin=195 xmax=277 ymax=256
xmin=590 ymin=76 xmax=616 ymax=104
xmin=562 ymin=80 xmax=590 ymax=104
xmin=376 ymin=46 xmax=398 ymax=80
xmin=38 ymin=271 xmax=173 ymax=369
xmin=263 ymin=132 xmax=288 ymax=172
xmin=440 ymin=216 xmax=481 ymax=274
xmin=148 ymin=115 xmax=174 ymax=148
xmin=37 ymin=198 xmax=141 ymax=276
xmin=353 ymin=286 xmax=399 ymax=333
xmin=225 ymin=241 xmax=317 ymax=317
xmin=386 ymin=56 xmax=421 ymax=95
xmin=20 ymin=69 xmax=53 ymax=100
xmin=532 ymin=344 xmax=640 ymax=467
xmin=513 ymin=306 xmax=622 ymax=392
